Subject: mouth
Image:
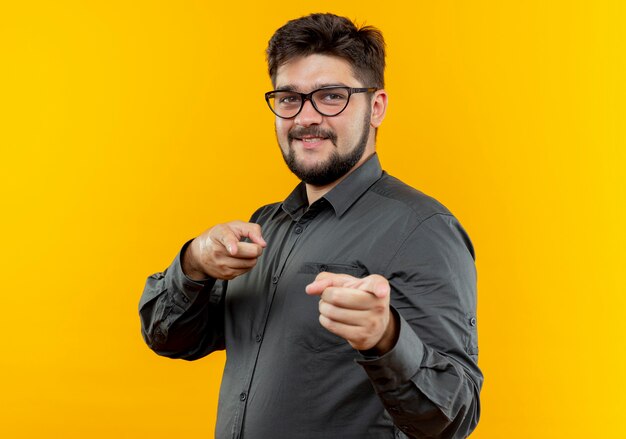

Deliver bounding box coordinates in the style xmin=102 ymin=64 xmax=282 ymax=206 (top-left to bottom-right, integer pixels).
xmin=292 ymin=136 xmax=329 ymax=150
xmin=288 ymin=130 xmax=336 ymax=150
xmin=298 ymin=135 xmax=328 ymax=143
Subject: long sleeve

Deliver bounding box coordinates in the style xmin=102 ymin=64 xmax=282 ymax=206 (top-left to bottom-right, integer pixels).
xmin=139 ymin=240 xmax=227 ymax=361
xmin=357 ymin=213 xmax=482 ymax=439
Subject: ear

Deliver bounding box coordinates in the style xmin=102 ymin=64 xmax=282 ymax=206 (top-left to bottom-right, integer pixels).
xmin=370 ymin=89 xmax=388 ymax=128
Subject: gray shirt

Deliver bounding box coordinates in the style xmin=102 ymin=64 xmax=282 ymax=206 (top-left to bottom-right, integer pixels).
xmin=139 ymin=154 xmax=482 ymax=439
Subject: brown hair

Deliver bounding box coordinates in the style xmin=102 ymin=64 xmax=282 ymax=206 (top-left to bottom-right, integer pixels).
xmin=266 ymin=13 xmax=386 ymax=89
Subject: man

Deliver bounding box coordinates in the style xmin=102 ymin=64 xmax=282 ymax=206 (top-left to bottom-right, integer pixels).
xmin=139 ymin=13 xmax=482 ymax=439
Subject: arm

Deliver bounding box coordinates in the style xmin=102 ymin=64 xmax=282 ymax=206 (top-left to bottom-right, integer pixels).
xmin=358 ymin=213 xmax=482 ymax=438
xmin=139 ymin=240 xmax=226 ymax=360
xmin=139 ymin=220 xmax=267 ymax=361
xmin=306 ymin=213 xmax=481 ymax=438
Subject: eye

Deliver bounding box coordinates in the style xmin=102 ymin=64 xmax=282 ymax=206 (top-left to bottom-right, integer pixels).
xmin=275 ymin=93 xmax=301 ymax=106
xmin=316 ymin=89 xmax=349 ymax=104
xmin=326 ymin=94 xmax=343 ymax=100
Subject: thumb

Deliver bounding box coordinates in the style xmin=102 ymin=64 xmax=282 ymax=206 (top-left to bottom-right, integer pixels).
xmin=231 ymin=222 xmax=267 ymax=248
xmin=248 ymin=231 xmax=267 ymax=248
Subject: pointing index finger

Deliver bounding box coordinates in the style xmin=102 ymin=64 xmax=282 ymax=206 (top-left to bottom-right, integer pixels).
xmin=305 ymin=272 xmax=357 ymax=295
xmin=357 ymin=275 xmax=390 ymax=299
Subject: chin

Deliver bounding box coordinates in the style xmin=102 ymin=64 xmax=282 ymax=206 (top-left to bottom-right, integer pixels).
xmin=295 ymin=159 xmax=326 ymax=174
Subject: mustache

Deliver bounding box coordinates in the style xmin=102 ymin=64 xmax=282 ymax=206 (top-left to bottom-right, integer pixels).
xmin=288 ymin=127 xmax=337 ymax=145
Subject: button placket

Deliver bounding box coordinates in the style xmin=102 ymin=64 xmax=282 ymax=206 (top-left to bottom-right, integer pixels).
xmin=234 ymin=202 xmax=327 ymax=436
xmin=231 ymin=210 xmax=319 ymax=439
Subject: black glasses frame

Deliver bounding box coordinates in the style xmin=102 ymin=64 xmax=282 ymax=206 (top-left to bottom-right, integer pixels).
xmin=264 ymin=86 xmax=378 ymax=119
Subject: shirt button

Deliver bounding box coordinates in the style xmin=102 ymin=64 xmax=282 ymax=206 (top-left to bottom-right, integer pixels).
xmin=255 ymin=334 xmax=262 ymax=342
xmin=182 ymin=295 xmax=189 ymax=303
xmin=470 ymin=317 xmax=477 ymax=326
xmin=319 ymin=264 xmax=328 ymax=272
xmin=272 ymin=275 xmax=279 ymax=284
xmin=239 ymin=392 xmax=247 ymax=401
xmin=294 ymin=226 xmax=303 ymax=234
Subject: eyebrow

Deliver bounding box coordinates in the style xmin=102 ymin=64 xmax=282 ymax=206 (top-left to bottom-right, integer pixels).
xmin=274 ymin=83 xmax=348 ymax=92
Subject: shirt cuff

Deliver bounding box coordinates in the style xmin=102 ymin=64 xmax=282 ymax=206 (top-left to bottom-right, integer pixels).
xmin=356 ymin=311 xmax=425 ymax=392
xmin=164 ymin=239 xmax=216 ymax=306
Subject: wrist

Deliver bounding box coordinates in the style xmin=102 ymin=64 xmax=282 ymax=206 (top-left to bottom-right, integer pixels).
xmin=363 ymin=308 xmax=399 ymax=357
xmin=182 ymin=239 xmax=209 ymax=281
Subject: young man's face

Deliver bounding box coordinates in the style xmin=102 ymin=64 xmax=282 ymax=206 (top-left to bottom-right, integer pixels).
xmin=273 ymin=54 xmax=384 ymax=186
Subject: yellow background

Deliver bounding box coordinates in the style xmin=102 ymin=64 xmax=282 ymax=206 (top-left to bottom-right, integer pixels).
xmin=1 ymin=1 xmax=624 ymax=437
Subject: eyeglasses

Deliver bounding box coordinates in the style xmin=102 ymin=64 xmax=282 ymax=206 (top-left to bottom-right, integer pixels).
xmin=264 ymin=86 xmax=377 ymax=119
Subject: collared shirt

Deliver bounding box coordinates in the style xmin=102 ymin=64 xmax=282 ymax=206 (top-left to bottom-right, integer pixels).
xmin=139 ymin=154 xmax=482 ymax=439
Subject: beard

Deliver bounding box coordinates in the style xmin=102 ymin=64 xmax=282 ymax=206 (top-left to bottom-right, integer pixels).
xmin=279 ymin=112 xmax=371 ymax=186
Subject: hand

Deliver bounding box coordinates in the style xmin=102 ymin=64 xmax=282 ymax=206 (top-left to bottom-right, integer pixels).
xmin=183 ymin=221 xmax=267 ymax=280
xmin=305 ymin=272 xmax=398 ymax=354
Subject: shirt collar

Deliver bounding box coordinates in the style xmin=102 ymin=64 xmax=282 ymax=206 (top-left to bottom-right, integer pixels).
xmin=280 ymin=153 xmax=383 ymax=220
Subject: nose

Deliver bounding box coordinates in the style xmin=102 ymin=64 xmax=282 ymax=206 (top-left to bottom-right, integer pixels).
xmin=294 ymin=98 xmax=323 ymax=127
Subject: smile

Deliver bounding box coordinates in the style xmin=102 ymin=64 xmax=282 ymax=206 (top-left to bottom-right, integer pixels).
xmin=301 ymin=137 xmax=327 ymax=143
xmin=288 ymin=129 xmax=337 ymax=146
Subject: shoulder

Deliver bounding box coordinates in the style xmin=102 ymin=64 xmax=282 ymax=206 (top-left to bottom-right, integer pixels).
xmin=369 ymin=172 xmax=453 ymax=225
xmin=249 ymin=202 xmax=282 ymax=224
xmin=371 ymin=173 xmax=476 ymax=262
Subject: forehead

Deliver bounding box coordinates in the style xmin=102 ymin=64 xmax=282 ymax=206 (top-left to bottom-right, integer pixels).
xmin=274 ymin=54 xmax=361 ymax=91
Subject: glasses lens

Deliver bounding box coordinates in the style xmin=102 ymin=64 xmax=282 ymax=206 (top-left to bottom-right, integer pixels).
xmin=312 ymin=88 xmax=350 ymax=116
xmin=267 ymin=91 xmax=302 ymax=118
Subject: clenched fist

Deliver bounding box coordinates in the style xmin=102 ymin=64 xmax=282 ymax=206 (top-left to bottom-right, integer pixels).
xmin=305 ymin=272 xmax=399 ymax=354
xmin=183 ymin=221 xmax=267 ymax=281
